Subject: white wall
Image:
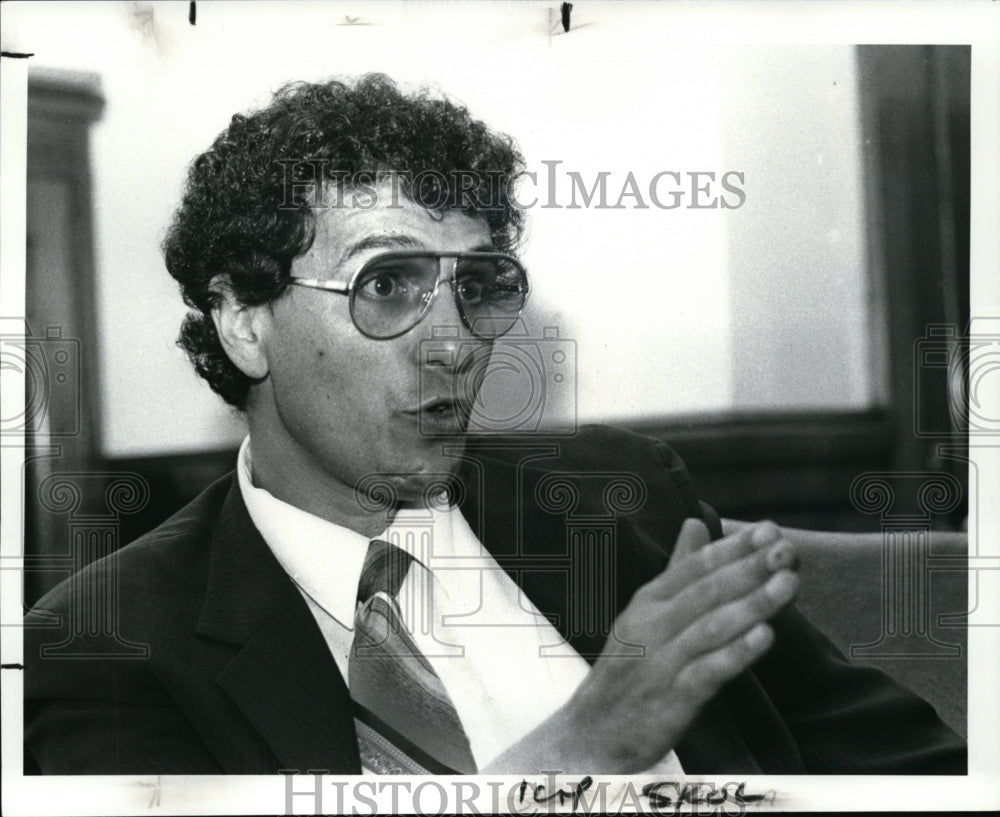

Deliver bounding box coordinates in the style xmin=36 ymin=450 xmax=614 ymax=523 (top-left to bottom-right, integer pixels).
xmin=722 ymin=46 xmax=872 ymax=410
xmin=4 ymin=1 xmax=874 ymax=456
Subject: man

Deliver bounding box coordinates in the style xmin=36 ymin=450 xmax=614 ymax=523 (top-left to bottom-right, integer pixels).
xmin=24 ymin=74 xmax=965 ymax=775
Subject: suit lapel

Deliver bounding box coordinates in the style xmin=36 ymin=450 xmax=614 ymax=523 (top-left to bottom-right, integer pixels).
xmin=196 ymin=479 xmax=361 ymax=773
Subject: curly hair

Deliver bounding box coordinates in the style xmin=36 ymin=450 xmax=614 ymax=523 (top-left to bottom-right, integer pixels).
xmin=162 ymin=73 xmax=526 ymax=409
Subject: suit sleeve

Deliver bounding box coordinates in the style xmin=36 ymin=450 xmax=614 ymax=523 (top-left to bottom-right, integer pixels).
xmin=23 ymin=607 xmax=222 ymax=775
xmin=648 ymin=431 xmax=966 ymax=773
xmin=751 ymin=605 xmax=967 ymax=774
xmin=650 ymin=435 xmax=725 ymax=541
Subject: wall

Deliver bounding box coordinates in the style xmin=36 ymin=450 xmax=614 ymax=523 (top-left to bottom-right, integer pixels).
xmin=4 ymin=2 xmax=874 ymax=456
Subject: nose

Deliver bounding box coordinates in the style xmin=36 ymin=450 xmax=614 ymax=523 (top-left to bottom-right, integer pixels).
xmin=422 ymin=256 xmax=467 ymax=339
xmin=412 ymin=258 xmax=461 ymax=371
xmin=416 ymin=258 xmax=491 ymax=377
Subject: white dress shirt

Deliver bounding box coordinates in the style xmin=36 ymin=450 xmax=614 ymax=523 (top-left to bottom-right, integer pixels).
xmin=236 ymin=436 xmax=682 ymax=773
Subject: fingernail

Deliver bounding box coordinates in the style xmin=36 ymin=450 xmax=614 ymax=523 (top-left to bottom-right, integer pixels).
xmin=751 ymin=521 xmax=781 ymax=549
xmin=766 ymin=541 xmax=792 ymax=571
xmin=745 ymin=623 xmax=772 ymax=651
xmin=765 ymin=570 xmax=800 ymax=602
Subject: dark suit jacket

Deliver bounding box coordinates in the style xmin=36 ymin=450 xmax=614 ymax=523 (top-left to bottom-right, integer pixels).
xmin=24 ymin=426 xmax=966 ymax=774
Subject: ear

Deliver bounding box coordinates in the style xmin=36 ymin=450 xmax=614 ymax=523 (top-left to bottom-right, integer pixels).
xmin=209 ymin=277 xmax=270 ymax=380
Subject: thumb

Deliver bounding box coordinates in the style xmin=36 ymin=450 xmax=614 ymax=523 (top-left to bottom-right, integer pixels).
xmin=668 ymin=517 xmax=711 ymax=566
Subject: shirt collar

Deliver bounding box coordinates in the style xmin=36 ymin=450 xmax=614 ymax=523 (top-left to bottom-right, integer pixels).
xmin=236 ymin=436 xmax=481 ymax=623
xmin=236 ymin=436 xmax=372 ymax=628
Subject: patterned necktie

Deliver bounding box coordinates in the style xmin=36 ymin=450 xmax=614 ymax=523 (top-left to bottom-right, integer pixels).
xmin=349 ymin=539 xmax=477 ymax=774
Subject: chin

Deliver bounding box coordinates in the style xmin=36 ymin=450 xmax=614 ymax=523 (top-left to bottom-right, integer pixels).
xmin=385 ymin=472 xmax=455 ymax=509
xmin=355 ymin=446 xmax=461 ymax=504
xmin=409 ymin=443 xmax=468 ymax=487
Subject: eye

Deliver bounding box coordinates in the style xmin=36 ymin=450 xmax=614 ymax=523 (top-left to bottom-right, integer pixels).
xmin=456 ymin=277 xmax=487 ymax=305
xmin=357 ymin=269 xmax=409 ymax=301
xmin=370 ymin=273 xmax=397 ymax=298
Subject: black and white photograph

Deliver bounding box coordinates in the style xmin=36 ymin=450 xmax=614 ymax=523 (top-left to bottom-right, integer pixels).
xmin=1 ymin=1 xmax=998 ymax=814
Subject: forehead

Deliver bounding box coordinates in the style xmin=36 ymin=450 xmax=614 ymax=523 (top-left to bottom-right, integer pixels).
xmin=296 ymin=184 xmax=495 ymax=280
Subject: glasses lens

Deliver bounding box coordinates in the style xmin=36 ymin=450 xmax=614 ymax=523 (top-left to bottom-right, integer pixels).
xmin=454 ymin=256 xmax=527 ymax=338
xmin=351 ymin=256 xmax=439 ymax=338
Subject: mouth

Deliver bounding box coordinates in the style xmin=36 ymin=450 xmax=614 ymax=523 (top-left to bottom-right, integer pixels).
xmin=416 ymin=396 xmax=458 ymax=414
xmin=407 ymin=395 xmax=472 ymax=434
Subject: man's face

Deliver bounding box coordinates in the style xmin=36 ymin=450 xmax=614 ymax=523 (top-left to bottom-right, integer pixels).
xmin=249 ymin=183 xmax=495 ymax=508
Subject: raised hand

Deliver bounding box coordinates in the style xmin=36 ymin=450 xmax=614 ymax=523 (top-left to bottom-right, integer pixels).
xmin=483 ymin=519 xmax=799 ymax=773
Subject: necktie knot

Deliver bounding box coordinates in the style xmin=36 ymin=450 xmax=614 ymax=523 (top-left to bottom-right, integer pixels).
xmin=357 ymin=539 xmax=414 ymax=603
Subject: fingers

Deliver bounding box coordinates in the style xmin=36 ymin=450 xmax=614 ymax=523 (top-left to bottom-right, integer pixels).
xmin=673 ymin=622 xmax=776 ymax=698
xmin=580 ymin=520 xmax=797 ymax=766
xmin=670 ymin=534 xmax=798 ymax=621
xmin=672 ymin=567 xmax=799 ymax=658
xmin=652 ymin=519 xmax=786 ymax=602
xmin=667 ymin=518 xmax=712 ymax=565
xmin=630 ymin=520 xmax=798 ymax=656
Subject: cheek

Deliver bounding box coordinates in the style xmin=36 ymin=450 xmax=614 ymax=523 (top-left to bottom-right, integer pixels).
xmin=265 ymin=299 xmax=420 ymax=420
xmin=268 ymin=325 xmax=395 ymax=422
xmin=265 ymin=317 xmax=344 ymax=413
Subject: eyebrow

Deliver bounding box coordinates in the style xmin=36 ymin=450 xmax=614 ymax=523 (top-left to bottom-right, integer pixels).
xmin=340 ymin=235 xmax=500 ymax=264
xmin=340 ymin=234 xmax=421 ymax=263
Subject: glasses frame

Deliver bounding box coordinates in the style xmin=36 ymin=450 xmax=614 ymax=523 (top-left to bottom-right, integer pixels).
xmin=288 ymin=250 xmax=530 ymax=340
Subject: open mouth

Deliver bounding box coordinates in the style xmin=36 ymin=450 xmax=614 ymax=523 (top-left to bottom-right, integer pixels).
xmin=412 ymin=395 xmax=473 ymax=434
xmin=422 ymin=398 xmax=456 ymax=415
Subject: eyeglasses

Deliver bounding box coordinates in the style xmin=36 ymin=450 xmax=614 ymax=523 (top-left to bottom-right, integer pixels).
xmin=288 ymin=250 xmax=529 ymax=340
